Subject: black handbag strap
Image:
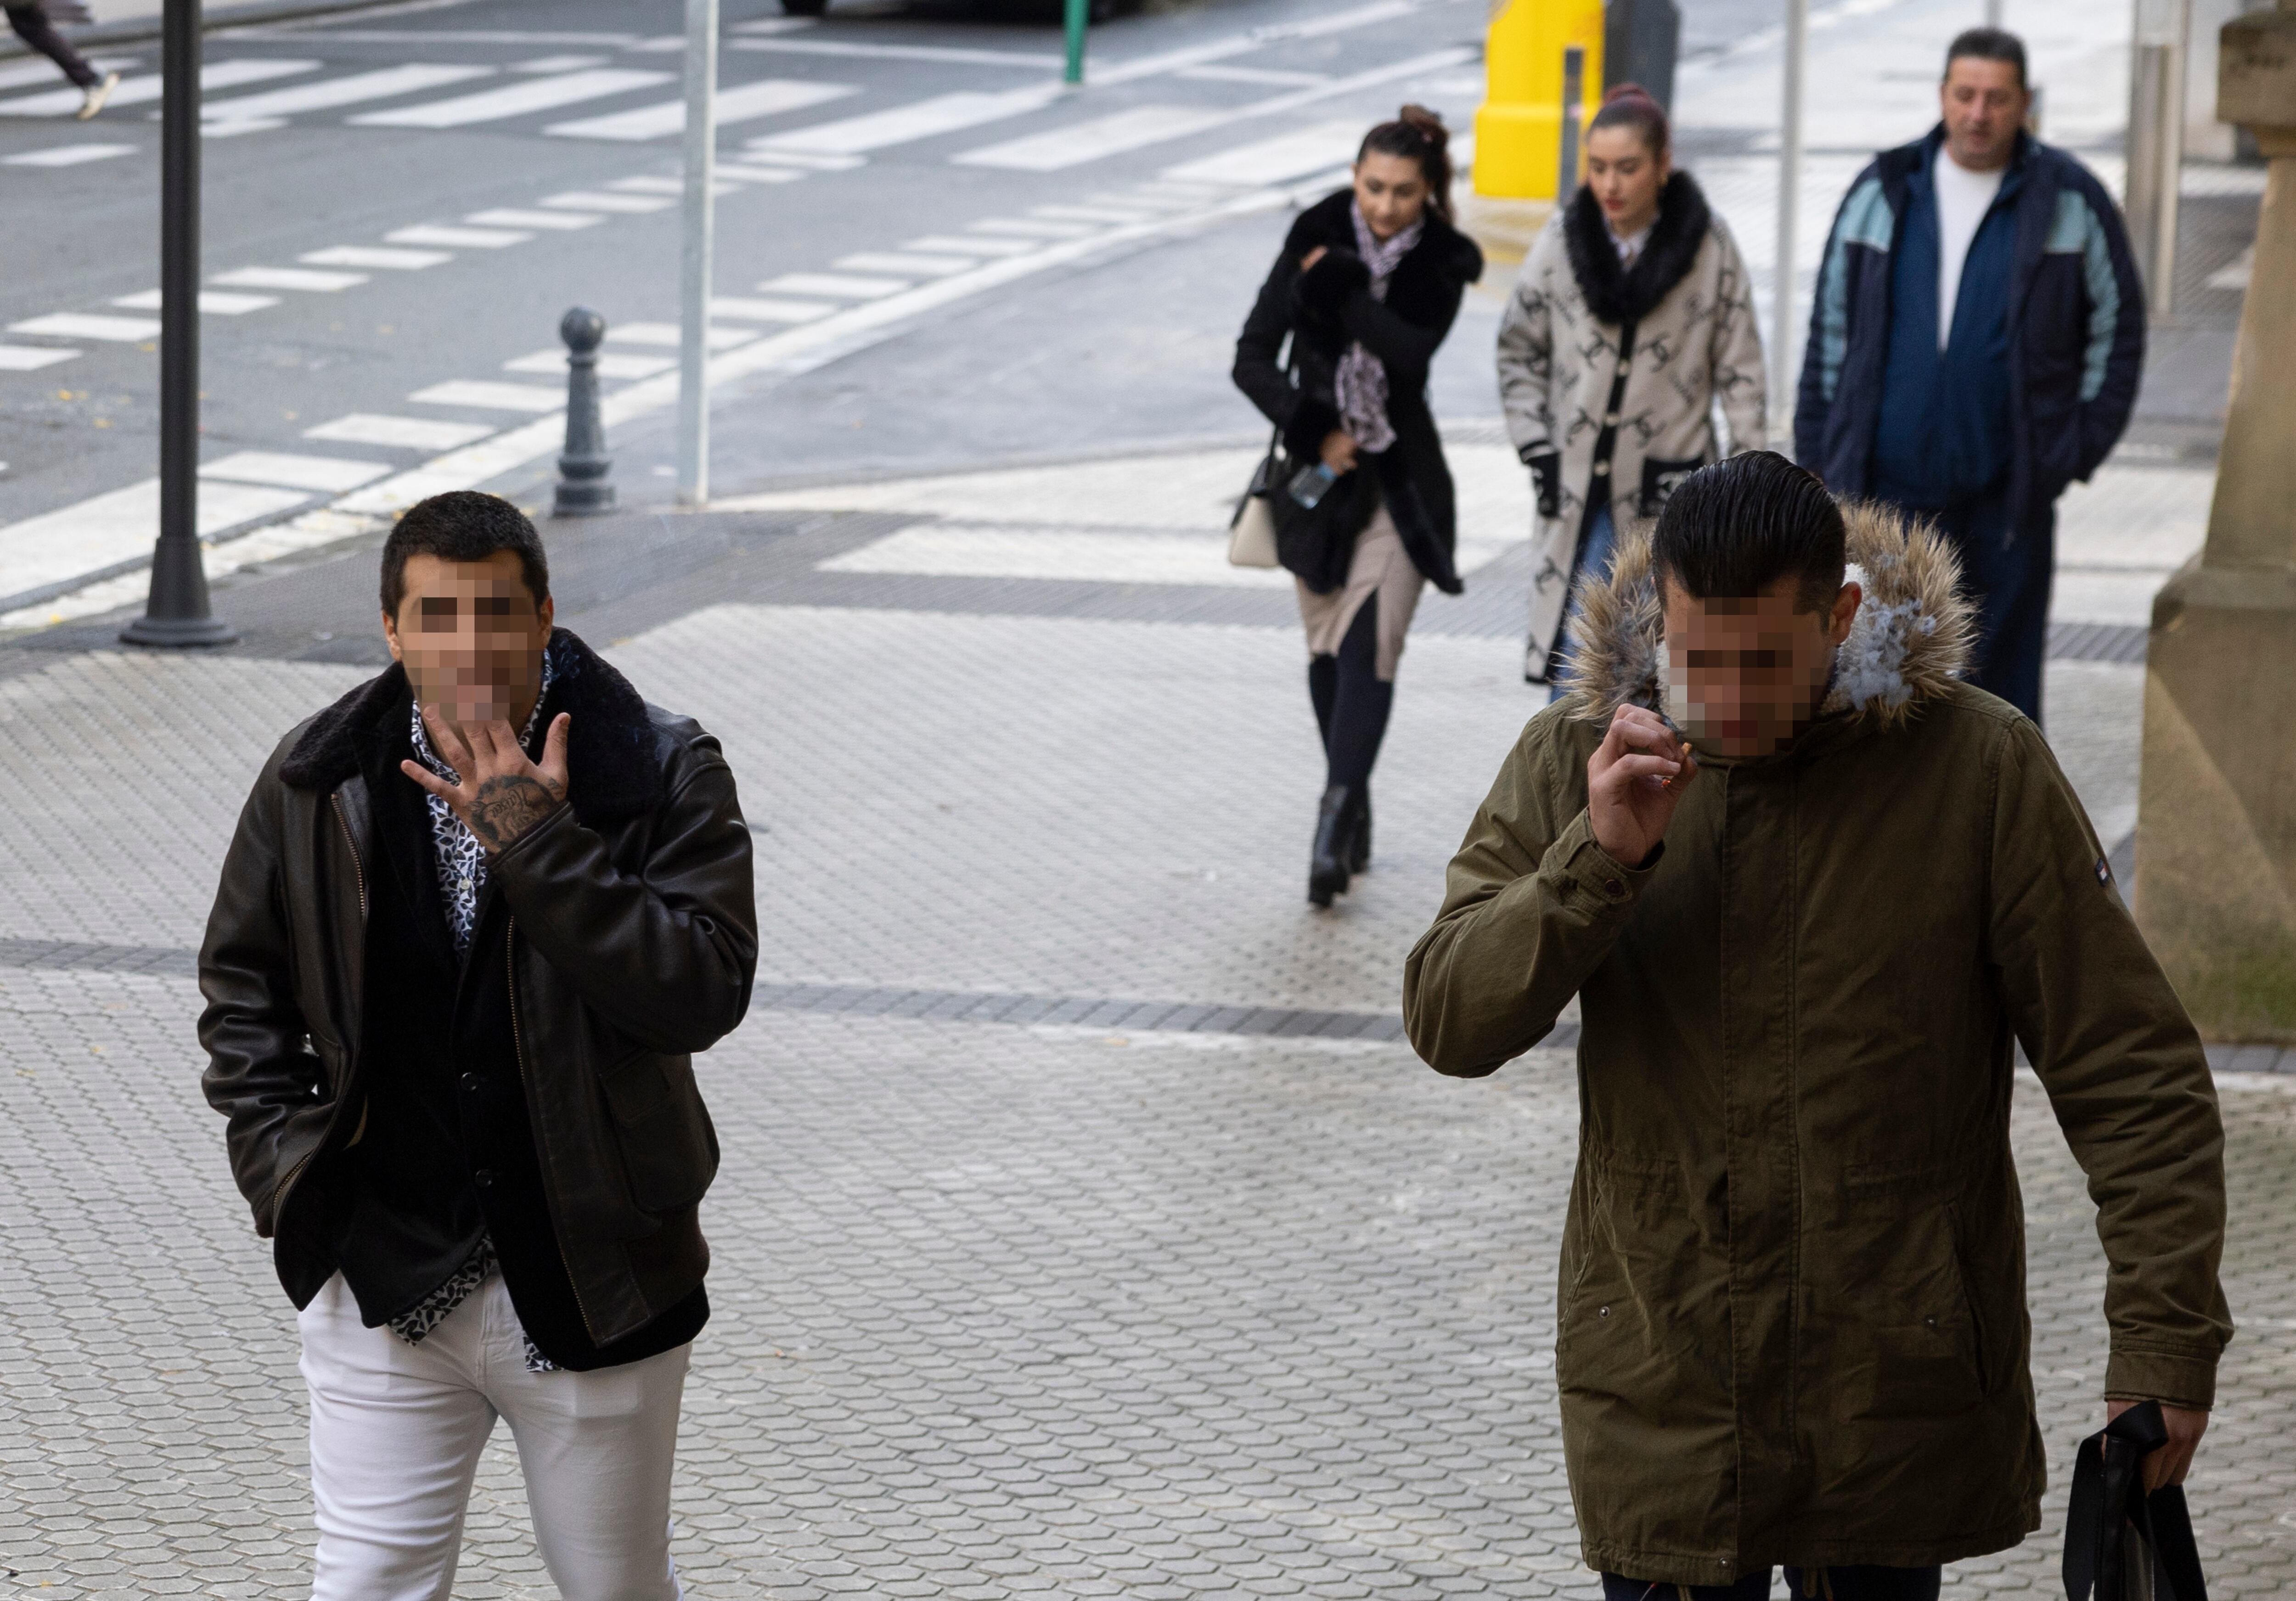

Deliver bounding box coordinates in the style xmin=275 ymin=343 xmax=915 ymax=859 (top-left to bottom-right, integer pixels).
xmin=2064 ymin=1403 xmax=2209 ymax=1601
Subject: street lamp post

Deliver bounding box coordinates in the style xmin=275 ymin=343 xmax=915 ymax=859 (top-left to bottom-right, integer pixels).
xmin=122 ymin=0 xmax=233 ymax=647
xmin=1064 ymin=0 xmax=1087 ymax=86
xmin=1770 ymin=0 xmax=1808 ymax=418
xmin=675 ymin=0 xmax=719 ymax=507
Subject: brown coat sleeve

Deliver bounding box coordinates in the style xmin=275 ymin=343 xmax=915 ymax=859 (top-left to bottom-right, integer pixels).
xmin=1986 ymin=717 xmax=2233 ymax=1407
xmin=1403 ymin=715 xmax=1660 ymax=1077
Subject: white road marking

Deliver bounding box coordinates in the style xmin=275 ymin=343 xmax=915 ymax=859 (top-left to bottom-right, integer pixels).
xmin=755 ymin=272 xmax=910 ymax=299
xmin=709 ymin=296 xmax=833 ymax=323
xmin=732 ymin=146 xmax=862 ymax=170
xmin=463 ymin=207 xmax=601 ymax=230
xmin=606 ymin=322 xmax=757 ymax=349
xmin=725 ymin=38 xmax=1058 ymax=69
xmin=8 ymin=312 xmax=159 ymax=342
xmin=406 ymin=380 xmax=565 ymax=412
xmin=1030 ymin=201 xmax=1161 ymax=223
xmin=833 ymin=251 xmax=973 ymax=278
xmin=503 ymin=348 xmax=674 ymax=378
xmin=540 ymin=190 xmax=672 ymax=213
xmin=349 ymin=67 xmax=673 ymax=129
xmin=2207 ymin=246 xmax=2252 ymax=292
xmin=544 ymin=77 xmax=854 ymax=141
xmin=387 ymin=223 xmax=531 ymax=248
xmin=198 ymin=450 xmax=392 ymax=492
xmin=0 ymin=478 xmax=308 ymax=607
xmin=301 ymin=246 xmax=454 ymax=270
xmin=304 ymin=414 xmax=496 ymax=450
xmin=111 ymin=289 xmax=279 ymax=314
xmin=0 ymin=56 xmax=133 ymax=92
xmin=3 ymin=142 xmax=136 ymax=166
xmin=819 ymin=524 xmax=1292 ymax=589
xmin=205 ymin=118 xmax=286 ymax=138
xmin=212 ymin=265 xmax=368 ymax=291
xmin=727 ymin=17 xmax=814 ymax=34
xmin=1162 ymin=120 xmax=1364 ymax=187
xmin=607 ymin=174 xmax=737 ymax=196
xmin=752 ymin=86 xmax=1060 ymax=155
xmin=955 ymin=105 xmax=1227 ymax=172
xmin=1174 ymin=64 xmax=1330 ymax=86
xmin=202 ymin=63 xmax=495 ymax=125
xmin=715 ymin=163 xmax=805 ymax=184
xmin=238 ymin=28 xmax=641 ymax=45
xmin=969 ymin=218 xmax=1098 ymax=239
xmin=901 ymin=233 xmax=1037 ymax=258
xmin=0 ymin=57 xmax=317 ymax=116
xmin=0 ymin=345 xmax=79 ymax=371
xmin=510 ymin=55 xmax=609 ymax=73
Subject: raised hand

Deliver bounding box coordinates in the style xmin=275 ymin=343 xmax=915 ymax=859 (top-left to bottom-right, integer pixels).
xmin=1587 ymin=703 xmax=1696 ymax=869
xmin=403 ymin=711 xmax=571 ymax=854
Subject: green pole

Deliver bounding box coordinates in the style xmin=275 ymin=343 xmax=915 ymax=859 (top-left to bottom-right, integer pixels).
xmin=1064 ymin=0 xmax=1086 ymax=84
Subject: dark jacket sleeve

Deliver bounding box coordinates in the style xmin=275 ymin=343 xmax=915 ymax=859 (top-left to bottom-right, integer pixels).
xmin=2069 ymin=163 xmax=2148 ymax=483
xmin=1794 ymin=197 xmax=1856 ymax=468
xmin=197 ymin=736 xmax=325 ymax=1230
xmin=1403 ymin=716 xmax=1662 ymax=1076
xmin=491 ymin=728 xmax=758 ymax=1055
xmin=1234 ymin=247 xmax=1339 ymax=461
xmin=1296 ymin=247 xmax=1468 ymax=396
xmin=1986 ymin=717 xmax=2231 ymax=1408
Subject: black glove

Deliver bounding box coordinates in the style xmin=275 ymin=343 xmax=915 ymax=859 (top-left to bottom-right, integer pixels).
xmin=1522 ymin=448 xmax=1561 ymax=517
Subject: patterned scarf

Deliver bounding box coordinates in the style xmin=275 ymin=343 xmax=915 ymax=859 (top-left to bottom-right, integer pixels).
xmin=1332 ymin=203 xmax=1424 ymax=455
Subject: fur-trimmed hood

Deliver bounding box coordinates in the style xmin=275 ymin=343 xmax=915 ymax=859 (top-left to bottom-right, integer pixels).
xmin=1556 ymin=499 xmax=1975 ymax=732
xmin=279 ymin=627 xmax=666 ymax=826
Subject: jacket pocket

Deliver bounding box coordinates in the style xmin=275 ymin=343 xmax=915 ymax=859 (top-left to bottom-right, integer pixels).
xmin=1555 ymin=1150 xmax=1724 ymax=1409
xmin=1638 ymin=455 xmax=1708 ymax=518
xmin=597 ymin=1048 xmax=719 ymax=1214
xmin=1819 ymin=1183 xmax=1987 ymax=1422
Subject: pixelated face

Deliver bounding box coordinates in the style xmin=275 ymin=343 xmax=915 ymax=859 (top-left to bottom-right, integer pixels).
xmin=1940 ymin=56 xmax=2028 ymax=172
xmin=1660 ymin=573 xmax=1860 ymax=760
xmin=381 ymin=550 xmax=553 ymax=727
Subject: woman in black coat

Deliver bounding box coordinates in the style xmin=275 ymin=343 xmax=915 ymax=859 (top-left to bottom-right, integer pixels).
xmin=1233 ymin=106 xmax=1484 ymax=908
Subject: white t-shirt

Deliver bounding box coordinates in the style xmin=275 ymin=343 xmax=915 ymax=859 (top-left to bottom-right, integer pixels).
xmin=1932 ymin=146 xmax=2007 ymax=350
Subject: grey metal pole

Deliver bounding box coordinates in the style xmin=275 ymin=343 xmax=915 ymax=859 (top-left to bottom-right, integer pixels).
xmin=2127 ymin=0 xmax=2189 ymax=320
xmin=675 ymin=0 xmax=718 ymax=507
xmin=123 ymin=0 xmax=233 ymax=648
xmin=555 ymin=308 xmax=616 ymax=517
xmin=1770 ymin=0 xmax=1807 ymax=419
xmin=1985 ymin=0 xmax=2004 ymax=26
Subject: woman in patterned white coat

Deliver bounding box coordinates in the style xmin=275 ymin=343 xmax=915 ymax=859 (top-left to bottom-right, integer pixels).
xmin=1498 ymin=86 xmax=1767 ymax=691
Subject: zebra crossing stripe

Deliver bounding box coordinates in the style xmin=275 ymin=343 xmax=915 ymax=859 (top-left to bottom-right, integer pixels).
xmin=349 ymin=68 xmax=672 ymax=129
xmin=544 ymin=77 xmax=854 ymax=142
xmin=202 ymin=63 xmax=496 ymax=125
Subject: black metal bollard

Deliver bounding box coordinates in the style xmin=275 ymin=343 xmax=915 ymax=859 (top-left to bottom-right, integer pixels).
xmin=553 ymin=306 xmax=615 ymax=517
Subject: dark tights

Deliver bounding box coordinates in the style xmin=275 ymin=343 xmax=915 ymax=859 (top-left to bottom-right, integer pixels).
xmin=1308 ymin=596 xmax=1392 ymax=794
xmin=6 ymin=6 xmax=99 ymax=88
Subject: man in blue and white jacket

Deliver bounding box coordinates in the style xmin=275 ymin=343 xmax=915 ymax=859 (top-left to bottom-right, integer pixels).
xmin=1794 ymin=27 xmax=2144 ymax=723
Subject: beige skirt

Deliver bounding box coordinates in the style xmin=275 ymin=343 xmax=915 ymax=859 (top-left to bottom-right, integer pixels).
xmin=1294 ymin=500 xmax=1425 ymax=682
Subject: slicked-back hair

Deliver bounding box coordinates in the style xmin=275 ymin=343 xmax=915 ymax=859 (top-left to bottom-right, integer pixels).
xmin=1652 ymin=452 xmax=1846 ymax=613
xmin=380 ymin=491 xmax=551 ymax=618
xmin=1945 ymin=26 xmax=2027 ymax=90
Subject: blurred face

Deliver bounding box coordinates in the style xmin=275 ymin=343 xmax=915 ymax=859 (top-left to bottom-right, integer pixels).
xmin=382 ymin=550 xmax=553 ymax=727
xmin=1352 ymin=150 xmax=1429 ymax=241
xmin=1661 ymin=573 xmax=1861 ymax=760
xmin=1940 ymin=56 xmax=2028 ymax=172
xmin=1585 ymin=124 xmax=1669 ymax=237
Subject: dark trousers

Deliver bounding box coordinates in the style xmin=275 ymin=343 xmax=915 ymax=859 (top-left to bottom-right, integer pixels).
xmin=1920 ymin=491 xmax=2054 ymax=727
xmin=6 ymin=5 xmax=100 ymax=88
xmin=1308 ymin=595 xmax=1392 ymax=795
xmin=1602 ymin=1562 xmax=1942 ymax=1600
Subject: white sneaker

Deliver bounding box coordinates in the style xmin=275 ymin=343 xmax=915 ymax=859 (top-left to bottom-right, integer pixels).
xmin=75 ymin=70 xmax=119 ymax=120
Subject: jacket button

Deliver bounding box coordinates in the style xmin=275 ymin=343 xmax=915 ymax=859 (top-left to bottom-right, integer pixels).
xmin=1604 ymin=879 xmax=1623 ymax=895
xmin=1598 ymin=1305 xmax=1610 ymax=1318
xmin=1604 ymin=411 xmax=1619 ymax=425
xmin=1592 ymin=460 xmax=1610 ymax=476
xmin=461 ymin=1073 xmax=482 ymax=1092
xmin=473 ymin=1168 xmax=495 ymax=1189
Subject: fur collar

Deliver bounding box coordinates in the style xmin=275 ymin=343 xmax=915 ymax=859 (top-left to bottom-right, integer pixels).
xmin=1563 ymin=170 xmax=1712 ymax=326
xmin=1285 ymin=188 xmax=1485 ymax=290
xmin=1557 ymin=499 xmax=1975 ymax=733
xmin=281 ymin=628 xmax=664 ymax=825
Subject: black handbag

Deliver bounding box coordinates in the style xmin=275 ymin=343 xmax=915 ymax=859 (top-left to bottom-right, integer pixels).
xmin=2063 ymin=1403 xmax=2208 ymax=1601
xmin=1271 ymin=454 xmax=1378 ymax=595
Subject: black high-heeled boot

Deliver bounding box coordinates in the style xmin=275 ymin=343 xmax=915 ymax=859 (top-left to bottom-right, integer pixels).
xmin=1348 ymin=794 xmax=1371 ymax=874
xmin=1308 ymin=783 xmax=1354 ymax=907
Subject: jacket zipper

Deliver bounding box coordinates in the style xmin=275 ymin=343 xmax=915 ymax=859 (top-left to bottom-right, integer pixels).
xmin=266 ymin=794 xmax=371 ymax=1232
xmin=505 ymin=915 xmax=607 ymax=1346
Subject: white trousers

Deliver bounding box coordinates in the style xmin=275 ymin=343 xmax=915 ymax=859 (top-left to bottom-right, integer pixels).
xmin=297 ymin=1270 xmax=688 ymax=1601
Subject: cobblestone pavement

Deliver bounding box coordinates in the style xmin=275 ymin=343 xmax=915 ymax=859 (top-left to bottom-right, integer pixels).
xmin=5 ymin=426 xmax=2296 ymax=1597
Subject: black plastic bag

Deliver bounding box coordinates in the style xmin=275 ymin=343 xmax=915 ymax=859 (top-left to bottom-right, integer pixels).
xmin=2063 ymin=1402 xmax=2208 ymax=1601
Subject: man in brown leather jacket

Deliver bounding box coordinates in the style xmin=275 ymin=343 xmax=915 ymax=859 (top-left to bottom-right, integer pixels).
xmin=199 ymin=491 xmax=756 ymax=1600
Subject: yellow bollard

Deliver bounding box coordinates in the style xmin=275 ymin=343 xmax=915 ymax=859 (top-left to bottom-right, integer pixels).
xmin=1475 ymin=0 xmax=1607 ymax=200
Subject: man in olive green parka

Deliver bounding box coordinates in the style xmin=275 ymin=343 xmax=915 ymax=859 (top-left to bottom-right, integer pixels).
xmin=1403 ymin=453 xmax=2228 ymax=1597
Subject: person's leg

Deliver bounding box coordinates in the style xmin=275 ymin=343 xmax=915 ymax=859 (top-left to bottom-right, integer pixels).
xmin=298 ymin=1273 xmax=500 ymax=1601
xmin=1325 ymin=596 xmax=1393 ymax=796
xmin=1941 ymin=495 xmax=2050 ymax=725
xmin=1600 ymin=1569 xmax=1773 ymax=1600
xmin=1308 ymin=652 xmax=1337 ymax=757
xmin=1548 ymin=505 xmax=1619 ymax=704
xmin=482 ymin=1276 xmax=688 ymax=1601
xmin=5 ymin=6 xmax=101 ymax=87
xmin=1779 ymin=1563 xmax=1942 ymax=1600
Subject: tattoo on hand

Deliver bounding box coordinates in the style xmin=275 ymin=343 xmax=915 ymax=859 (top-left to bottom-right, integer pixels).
xmin=467 ymin=774 xmax=564 ymax=852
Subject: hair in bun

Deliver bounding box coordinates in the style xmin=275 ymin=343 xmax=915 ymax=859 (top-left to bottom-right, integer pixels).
xmin=1358 ymin=104 xmax=1453 ymax=220
xmin=1589 ymin=83 xmax=1671 ymax=158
